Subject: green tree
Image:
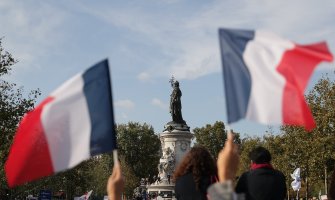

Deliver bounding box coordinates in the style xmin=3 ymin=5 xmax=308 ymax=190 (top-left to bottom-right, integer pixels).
xmin=194 ymin=121 xmax=240 ymax=159
xmin=306 ymin=75 xmax=335 ymax=181
xmin=279 ymin=73 xmax=335 ymax=198
xmin=119 ymin=156 xmax=139 ymax=198
xmin=90 ymin=122 xmax=161 ymax=198
xmin=85 ymin=153 xmax=139 ymax=198
xmin=84 ymin=154 xmax=114 ymax=198
xmin=117 ymin=122 xmax=160 ymax=180
xmin=0 ymin=38 xmax=40 ymax=197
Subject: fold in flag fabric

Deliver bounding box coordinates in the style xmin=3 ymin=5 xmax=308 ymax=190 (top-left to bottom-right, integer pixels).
xmin=218 ymin=28 xmax=333 ymax=131
xmin=5 ymin=59 xmax=116 ymax=187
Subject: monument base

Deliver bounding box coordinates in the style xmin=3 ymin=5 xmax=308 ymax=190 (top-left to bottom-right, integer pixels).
xmin=147 ymin=183 xmax=175 ymax=200
xmin=145 ymin=128 xmax=193 ymax=200
xmin=163 ymin=121 xmax=190 ymax=132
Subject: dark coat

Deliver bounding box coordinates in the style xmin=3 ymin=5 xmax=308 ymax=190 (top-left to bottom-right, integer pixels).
xmin=329 ymin=170 xmax=335 ymax=200
xmin=175 ymin=172 xmax=213 ymax=200
xmin=235 ymin=168 xmax=287 ymax=200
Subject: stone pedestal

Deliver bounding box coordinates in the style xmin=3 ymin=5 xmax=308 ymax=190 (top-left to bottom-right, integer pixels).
xmin=147 ymin=127 xmax=193 ymax=199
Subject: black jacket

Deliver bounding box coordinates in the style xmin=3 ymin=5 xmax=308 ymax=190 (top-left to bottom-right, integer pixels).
xmin=235 ymin=168 xmax=287 ymax=200
xmin=175 ymin=173 xmax=213 ymax=200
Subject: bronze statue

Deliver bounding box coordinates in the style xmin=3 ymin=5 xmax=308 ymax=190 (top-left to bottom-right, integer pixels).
xmin=169 ymin=77 xmax=185 ymax=124
xmin=163 ymin=76 xmax=189 ymax=132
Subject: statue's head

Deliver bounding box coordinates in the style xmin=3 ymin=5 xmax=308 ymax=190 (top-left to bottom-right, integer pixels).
xmin=174 ymin=81 xmax=179 ymax=87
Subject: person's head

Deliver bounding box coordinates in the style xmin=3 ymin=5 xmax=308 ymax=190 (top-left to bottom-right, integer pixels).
xmin=173 ymin=146 xmax=216 ymax=189
xmin=249 ymin=146 xmax=272 ymax=164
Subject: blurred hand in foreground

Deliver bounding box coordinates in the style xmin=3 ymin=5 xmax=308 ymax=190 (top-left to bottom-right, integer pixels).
xmin=217 ymin=131 xmax=240 ymax=182
xmin=107 ymin=161 xmax=124 ymax=200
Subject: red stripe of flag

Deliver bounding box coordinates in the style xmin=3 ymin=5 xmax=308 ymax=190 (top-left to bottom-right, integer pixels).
xmin=277 ymin=42 xmax=333 ymax=131
xmin=5 ymin=97 xmax=55 ymax=187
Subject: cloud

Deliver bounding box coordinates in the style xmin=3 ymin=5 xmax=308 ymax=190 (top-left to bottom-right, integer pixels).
xmin=151 ymin=98 xmax=168 ymax=110
xmin=120 ymin=113 xmax=128 ymax=119
xmin=2 ymin=0 xmax=334 ymax=82
xmin=79 ymin=0 xmax=334 ymax=80
xmin=168 ymin=39 xmax=220 ymax=80
xmin=115 ymin=99 xmax=135 ymax=110
xmin=137 ymin=72 xmax=151 ymax=82
xmin=114 ymin=112 xmax=129 ymax=124
xmin=0 ymin=1 xmax=68 ymax=70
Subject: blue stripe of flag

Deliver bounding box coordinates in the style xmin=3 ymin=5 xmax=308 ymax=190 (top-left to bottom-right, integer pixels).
xmin=82 ymin=59 xmax=117 ymax=156
xmin=218 ymin=28 xmax=254 ymax=123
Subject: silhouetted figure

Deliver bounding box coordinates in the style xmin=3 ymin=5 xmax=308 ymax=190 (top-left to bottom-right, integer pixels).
xmin=170 ymin=81 xmax=184 ymax=123
xmin=329 ymin=170 xmax=335 ymax=200
xmin=235 ymin=146 xmax=286 ymax=200
xmin=167 ymin=174 xmax=171 ymax=184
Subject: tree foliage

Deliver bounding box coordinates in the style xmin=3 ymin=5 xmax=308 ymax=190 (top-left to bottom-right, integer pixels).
xmin=117 ymin=122 xmax=161 ymax=180
xmin=0 ymin=38 xmax=41 ymax=197
xmin=194 ymin=121 xmax=241 ymax=159
xmin=119 ymin=156 xmax=139 ymax=197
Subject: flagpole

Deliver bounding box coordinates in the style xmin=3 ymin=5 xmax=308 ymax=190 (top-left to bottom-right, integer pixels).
xmin=226 ymin=124 xmax=233 ymax=139
xmin=113 ymin=149 xmax=118 ymax=165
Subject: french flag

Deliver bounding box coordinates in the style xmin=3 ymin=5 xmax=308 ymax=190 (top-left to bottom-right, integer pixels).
xmin=219 ymin=28 xmax=333 ymax=130
xmin=5 ymin=59 xmax=117 ymax=187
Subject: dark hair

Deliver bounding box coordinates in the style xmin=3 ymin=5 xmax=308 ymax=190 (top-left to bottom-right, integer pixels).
xmin=173 ymin=146 xmax=216 ymax=190
xmin=249 ymin=146 xmax=272 ymax=164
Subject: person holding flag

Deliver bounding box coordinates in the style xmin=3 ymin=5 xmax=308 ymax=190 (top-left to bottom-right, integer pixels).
xmin=207 ymin=131 xmax=242 ymax=200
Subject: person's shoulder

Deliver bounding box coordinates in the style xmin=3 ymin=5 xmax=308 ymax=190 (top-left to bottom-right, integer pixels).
xmin=240 ymin=171 xmax=250 ymax=177
xmin=272 ymin=169 xmax=284 ymax=175
xmin=236 ymin=171 xmax=249 ymax=184
xmin=179 ymin=172 xmax=193 ymax=179
xmin=273 ymin=169 xmax=286 ymax=178
xmin=254 ymin=168 xmax=286 ymax=181
xmin=248 ymin=168 xmax=280 ymax=177
xmin=175 ymin=172 xmax=194 ymax=185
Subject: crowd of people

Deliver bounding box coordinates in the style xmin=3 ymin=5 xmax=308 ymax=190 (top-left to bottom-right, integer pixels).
xmin=106 ymin=132 xmax=335 ymax=200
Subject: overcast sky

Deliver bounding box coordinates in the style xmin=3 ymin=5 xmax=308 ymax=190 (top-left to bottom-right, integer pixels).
xmin=1 ymin=0 xmax=334 ymax=137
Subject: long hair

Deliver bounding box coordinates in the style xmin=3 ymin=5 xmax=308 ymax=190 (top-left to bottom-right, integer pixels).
xmin=173 ymin=145 xmax=217 ymax=190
